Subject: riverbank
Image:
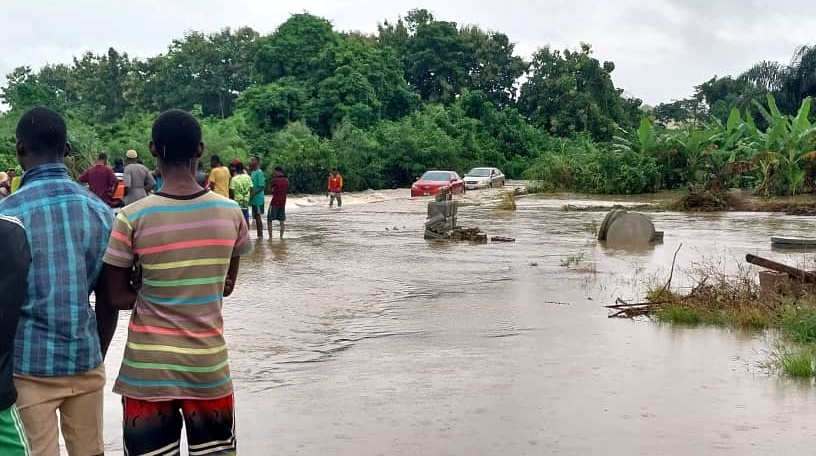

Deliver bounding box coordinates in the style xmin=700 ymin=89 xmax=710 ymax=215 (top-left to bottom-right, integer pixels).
xmin=548 ymin=188 xmax=816 ymax=215
xmin=618 ymin=266 xmax=816 ymax=379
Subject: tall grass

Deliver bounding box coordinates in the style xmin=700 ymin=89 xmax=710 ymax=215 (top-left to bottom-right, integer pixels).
xmin=778 ymin=349 xmax=814 ymax=378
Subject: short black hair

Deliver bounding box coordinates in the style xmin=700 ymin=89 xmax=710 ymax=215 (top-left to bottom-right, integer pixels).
xmin=151 ymin=109 xmax=201 ymax=164
xmin=97 ymin=152 xmax=107 ymax=161
xmin=16 ymin=107 xmax=67 ymax=156
xmin=210 ymin=155 xmax=221 ymax=165
xmin=114 ymin=157 xmax=124 ymax=166
xmin=274 ymin=166 xmax=283 ymax=172
xmin=234 ymin=162 xmax=245 ymax=173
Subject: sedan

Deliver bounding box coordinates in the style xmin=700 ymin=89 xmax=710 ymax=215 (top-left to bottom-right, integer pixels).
xmin=463 ymin=167 xmax=505 ymax=189
xmin=410 ymin=171 xmax=466 ymax=197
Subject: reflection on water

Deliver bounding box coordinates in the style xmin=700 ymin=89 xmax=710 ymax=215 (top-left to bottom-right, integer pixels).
xmin=268 ymin=239 xmax=288 ymax=262
xmin=93 ymin=188 xmax=816 ymax=455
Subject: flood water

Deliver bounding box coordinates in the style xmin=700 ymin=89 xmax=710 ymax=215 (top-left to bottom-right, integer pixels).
xmin=91 ymin=185 xmax=816 ymax=455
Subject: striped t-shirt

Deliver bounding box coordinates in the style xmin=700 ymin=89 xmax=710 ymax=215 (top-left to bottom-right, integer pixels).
xmin=103 ymin=189 xmax=250 ymax=400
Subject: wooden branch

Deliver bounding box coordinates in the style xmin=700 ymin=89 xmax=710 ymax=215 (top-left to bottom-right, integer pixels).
xmin=655 ymin=243 xmax=683 ymax=298
xmin=604 ymin=301 xmax=669 ymax=309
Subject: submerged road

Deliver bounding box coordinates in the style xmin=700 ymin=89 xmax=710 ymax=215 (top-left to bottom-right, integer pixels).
xmin=87 ymin=188 xmax=816 ymax=455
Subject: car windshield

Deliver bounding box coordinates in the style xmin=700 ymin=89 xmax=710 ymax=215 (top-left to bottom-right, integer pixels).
xmin=421 ymin=171 xmax=452 ymax=181
xmin=466 ymin=168 xmax=491 ymax=177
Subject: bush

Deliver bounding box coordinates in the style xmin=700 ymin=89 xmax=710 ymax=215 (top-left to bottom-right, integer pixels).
xmin=524 ymin=137 xmax=661 ymax=194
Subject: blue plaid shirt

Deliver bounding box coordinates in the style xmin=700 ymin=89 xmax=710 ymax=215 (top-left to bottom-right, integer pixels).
xmin=0 ymin=163 xmax=113 ymax=376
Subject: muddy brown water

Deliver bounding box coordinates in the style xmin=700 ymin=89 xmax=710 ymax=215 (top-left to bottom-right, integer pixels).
xmin=81 ymin=187 xmax=816 ymax=454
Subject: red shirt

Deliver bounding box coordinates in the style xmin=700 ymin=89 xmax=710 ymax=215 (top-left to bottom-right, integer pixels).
xmin=270 ymin=174 xmax=289 ymax=207
xmin=328 ymin=175 xmax=343 ymax=193
xmin=79 ymin=164 xmax=117 ymax=206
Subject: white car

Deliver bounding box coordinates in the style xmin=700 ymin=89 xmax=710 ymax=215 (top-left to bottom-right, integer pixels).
xmin=463 ymin=167 xmax=505 ymax=189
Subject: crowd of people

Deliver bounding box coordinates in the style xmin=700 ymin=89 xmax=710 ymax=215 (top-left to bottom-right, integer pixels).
xmin=0 ymin=106 xmax=351 ymax=455
xmin=68 ymin=141 xmax=293 ymax=240
xmin=0 ymin=107 xmax=253 ymax=455
xmin=1 ymin=147 xmax=345 ymax=243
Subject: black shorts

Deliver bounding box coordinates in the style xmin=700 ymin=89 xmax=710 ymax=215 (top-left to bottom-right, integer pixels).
xmin=251 ymin=204 xmax=265 ymax=216
xmin=268 ymin=206 xmax=286 ymax=221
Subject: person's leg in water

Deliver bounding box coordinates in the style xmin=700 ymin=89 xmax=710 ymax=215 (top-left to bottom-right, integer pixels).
xmin=337 ymin=193 xmax=342 ymax=208
xmin=252 ymin=205 xmax=263 ymax=238
xmin=279 ymin=220 xmax=285 ymax=239
xmin=329 ymin=193 xmax=335 ymax=208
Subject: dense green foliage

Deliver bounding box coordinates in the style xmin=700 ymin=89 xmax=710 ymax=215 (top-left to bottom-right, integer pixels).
xmin=3 ymin=9 xmax=816 ymax=196
xmin=534 ymin=45 xmax=816 ymax=196
xmin=0 ymin=9 xmax=643 ymax=193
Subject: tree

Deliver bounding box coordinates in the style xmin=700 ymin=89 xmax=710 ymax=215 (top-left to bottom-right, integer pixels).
xmin=238 ymin=79 xmax=309 ymax=131
xmin=68 ymin=48 xmax=131 ymax=122
xmin=652 ymin=99 xmax=702 ymax=125
xmin=255 ymin=14 xmax=338 ymax=83
xmin=694 ymin=76 xmax=763 ymax=123
xmin=379 ymin=9 xmax=474 ymax=104
xmin=519 ymin=44 xmax=638 ymax=140
xmin=1 ymin=67 xmax=61 ymax=111
xmin=459 ymin=27 xmax=528 ymax=106
xmin=128 ymin=28 xmax=259 ymax=118
xmin=308 ymin=36 xmax=418 ymax=135
xmin=404 ymin=19 xmax=472 ymax=103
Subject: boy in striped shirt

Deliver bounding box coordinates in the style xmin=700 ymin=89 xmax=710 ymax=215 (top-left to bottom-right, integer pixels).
xmin=98 ymin=109 xmax=250 ymax=455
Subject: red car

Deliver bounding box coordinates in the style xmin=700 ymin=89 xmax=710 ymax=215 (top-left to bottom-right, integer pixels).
xmin=410 ymin=170 xmax=465 ymax=197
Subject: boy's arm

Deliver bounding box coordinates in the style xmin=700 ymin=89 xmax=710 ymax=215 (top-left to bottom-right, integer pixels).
xmin=99 ymin=213 xmax=138 ymax=312
xmin=225 ymin=213 xmax=252 ymax=296
xmin=93 ymin=273 xmax=121 ymax=359
xmin=223 ymin=256 xmax=240 ymax=297
xmin=98 ymin=265 xmax=137 ymax=311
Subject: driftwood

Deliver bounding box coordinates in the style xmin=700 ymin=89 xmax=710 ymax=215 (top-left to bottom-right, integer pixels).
xmin=605 ymin=298 xmax=667 ymax=318
xmin=745 ymin=254 xmax=816 ymax=283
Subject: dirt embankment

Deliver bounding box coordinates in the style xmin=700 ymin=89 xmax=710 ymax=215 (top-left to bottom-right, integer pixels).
xmin=672 ymin=189 xmax=816 ymax=214
xmin=557 ymin=189 xmax=816 ymax=214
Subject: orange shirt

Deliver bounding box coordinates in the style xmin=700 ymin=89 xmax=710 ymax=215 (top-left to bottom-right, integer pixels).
xmin=328 ymin=175 xmax=343 ymax=193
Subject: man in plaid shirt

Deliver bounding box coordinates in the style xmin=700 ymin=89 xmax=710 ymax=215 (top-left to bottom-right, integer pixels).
xmin=0 ymin=107 xmax=119 ymax=455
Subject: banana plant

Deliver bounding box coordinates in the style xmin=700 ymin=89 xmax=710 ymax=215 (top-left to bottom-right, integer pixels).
xmin=750 ymin=94 xmax=816 ymax=195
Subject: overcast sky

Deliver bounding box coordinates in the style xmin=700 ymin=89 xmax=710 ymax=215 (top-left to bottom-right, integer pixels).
xmin=0 ymin=0 xmax=813 ymax=106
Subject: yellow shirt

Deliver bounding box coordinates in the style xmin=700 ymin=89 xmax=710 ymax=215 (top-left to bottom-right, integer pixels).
xmin=209 ymin=166 xmax=231 ymax=198
xmin=10 ymin=176 xmax=21 ymax=193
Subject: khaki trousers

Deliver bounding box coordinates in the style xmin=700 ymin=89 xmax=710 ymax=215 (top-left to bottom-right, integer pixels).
xmin=14 ymin=364 xmax=105 ymax=456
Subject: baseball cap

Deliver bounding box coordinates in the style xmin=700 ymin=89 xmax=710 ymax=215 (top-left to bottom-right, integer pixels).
xmin=126 ymin=149 xmax=138 ymax=159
